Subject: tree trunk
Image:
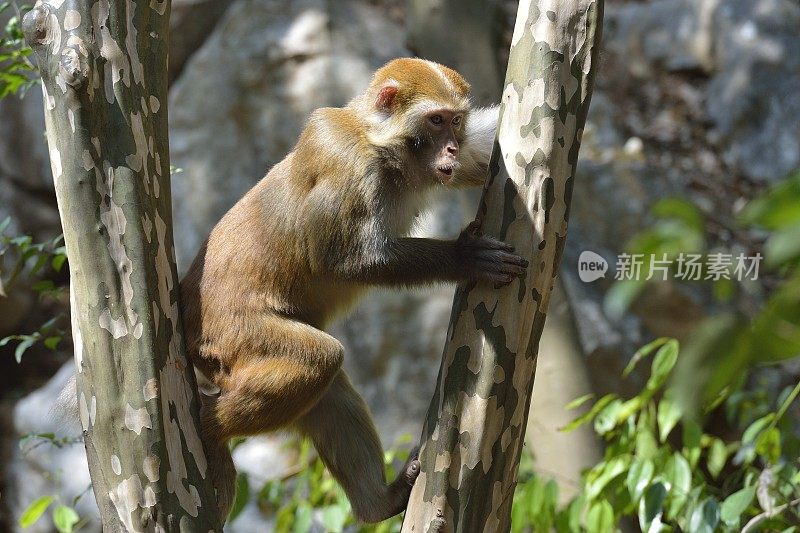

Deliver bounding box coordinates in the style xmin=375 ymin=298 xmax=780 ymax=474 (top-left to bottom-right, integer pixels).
xmin=402 ymin=1 xmax=604 ymax=531
xmin=22 ymin=1 xmax=220 ymax=530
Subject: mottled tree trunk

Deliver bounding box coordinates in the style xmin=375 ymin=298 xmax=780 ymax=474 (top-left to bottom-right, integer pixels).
xmin=402 ymin=1 xmax=604 ymax=531
xmin=22 ymin=1 xmax=220 ymax=530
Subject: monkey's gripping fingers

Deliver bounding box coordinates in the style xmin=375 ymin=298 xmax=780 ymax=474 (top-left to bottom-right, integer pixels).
xmin=381 ymin=447 xmax=421 ymax=520
xmin=461 ymin=219 xmax=483 ymax=237
xmin=456 ymin=231 xmax=528 ymax=286
xmin=402 ymin=447 xmax=421 ymax=486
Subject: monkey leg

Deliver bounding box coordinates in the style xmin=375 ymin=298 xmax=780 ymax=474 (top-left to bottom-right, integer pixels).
xmin=200 ymin=322 xmax=344 ymax=519
xmin=203 ymin=321 xmax=345 ymax=441
xmin=295 ymin=371 xmax=421 ymax=523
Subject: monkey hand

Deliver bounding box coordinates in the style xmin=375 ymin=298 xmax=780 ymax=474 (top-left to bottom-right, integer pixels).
xmin=456 ymin=221 xmax=528 ymax=286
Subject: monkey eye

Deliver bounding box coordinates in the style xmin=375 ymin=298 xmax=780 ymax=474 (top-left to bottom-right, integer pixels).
xmin=452 ymin=115 xmax=462 ymax=126
xmin=429 ymin=114 xmax=444 ymax=126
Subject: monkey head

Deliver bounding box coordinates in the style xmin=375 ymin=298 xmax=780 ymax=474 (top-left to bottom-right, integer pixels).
xmin=357 ymin=58 xmax=477 ymax=186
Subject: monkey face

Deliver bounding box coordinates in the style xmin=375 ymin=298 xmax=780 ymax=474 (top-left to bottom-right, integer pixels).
xmin=420 ymin=109 xmax=465 ymax=184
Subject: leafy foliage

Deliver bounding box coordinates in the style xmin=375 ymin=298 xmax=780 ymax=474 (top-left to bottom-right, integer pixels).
xmin=510 ymin=340 xmax=800 ymax=532
xmin=0 ymin=217 xmax=67 ymax=294
xmin=17 ymin=435 xmax=90 ymax=532
xmin=19 ymin=494 xmax=86 ymax=533
xmin=0 ymin=314 xmax=66 ymax=361
xmin=229 ymin=438 xmax=407 ymax=532
xmin=602 ymin=171 xmax=800 ymax=415
xmin=671 ymin=172 xmax=800 ymax=414
xmin=0 ymin=2 xmax=37 ymax=98
xmin=0 ymin=217 xmax=68 ymax=360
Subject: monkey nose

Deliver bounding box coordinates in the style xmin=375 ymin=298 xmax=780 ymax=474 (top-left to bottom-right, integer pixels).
xmin=447 ymin=144 xmax=459 ymax=156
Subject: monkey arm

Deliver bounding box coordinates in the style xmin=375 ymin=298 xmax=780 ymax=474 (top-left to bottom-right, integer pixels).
xmin=334 ymin=230 xmax=527 ymax=287
xmin=336 ymin=237 xmax=461 ymax=286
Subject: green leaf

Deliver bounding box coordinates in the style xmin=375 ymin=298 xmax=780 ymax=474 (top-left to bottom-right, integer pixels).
xmin=657 ymin=396 xmax=682 ymax=442
xmin=51 ymin=253 xmax=67 ymax=272
xmin=587 ymin=455 xmax=630 ymax=500
xmin=0 ymin=216 xmax=10 ymax=234
xmin=663 ymin=453 xmax=692 ymax=518
xmin=586 ymin=500 xmax=614 ymax=533
xmin=742 ymin=414 xmax=775 ymax=445
xmin=672 ymin=314 xmax=751 ymax=417
xmin=30 ymin=252 xmax=49 ymax=275
xmin=688 ymin=498 xmax=719 ymax=533
xmin=9 ymin=235 xmax=31 ymax=247
xmin=43 ymin=336 xmax=61 ymax=350
xmin=293 ymin=502 xmax=313 ymax=533
xmin=624 ymin=338 xmax=671 ymax=377
xmin=635 ymin=427 xmax=659 ymax=459
xmin=227 ymin=472 xmax=249 ymax=522
xmin=19 ymin=495 xmax=54 ymax=528
xmin=639 ymin=482 xmax=666 ymax=532
xmin=720 ymin=486 xmax=755 ymax=526
xmin=755 ymin=427 xmax=781 ymax=463
xmin=682 ymin=419 xmax=702 ymax=467
xmin=647 ymin=339 xmax=679 ymax=391
xmin=652 ymin=198 xmax=705 ymax=233
xmin=31 ymin=280 xmax=55 ymax=293
xmin=565 ymin=495 xmax=586 ymax=533
xmin=560 ymin=394 xmax=618 ymax=432
xmin=321 ymin=505 xmax=348 ymax=532
xmin=707 ymin=439 xmax=728 ymax=479
xmin=626 ymin=458 xmax=654 ymax=501
xmin=275 ymin=505 xmax=294 ymax=532
xmin=750 ymin=276 xmax=800 ymax=363
xmin=15 ymin=336 xmax=36 ymax=362
xmin=615 ymin=396 xmax=644 ymax=423
xmin=53 ymin=505 xmax=79 ymax=533
xmin=740 ymin=173 xmax=800 ymax=230
xmin=594 ymin=399 xmax=623 ymax=435
xmin=565 ymin=393 xmax=595 ymax=410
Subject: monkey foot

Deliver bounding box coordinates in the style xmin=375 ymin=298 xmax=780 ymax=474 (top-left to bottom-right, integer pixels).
xmin=403 ymin=447 xmax=421 ymax=485
xmin=404 ymin=458 xmax=421 ymax=486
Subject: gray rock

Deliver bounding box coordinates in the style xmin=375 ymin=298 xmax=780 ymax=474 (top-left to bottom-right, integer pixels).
xmin=603 ymin=0 xmax=711 ymax=77
xmin=169 ymin=0 xmax=237 ymax=82
xmin=0 ymin=86 xmax=61 ymax=239
xmin=706 ymin=0 xmax=800 ymax=181
xmin=605 ymin=0 xmax=800 ymax=182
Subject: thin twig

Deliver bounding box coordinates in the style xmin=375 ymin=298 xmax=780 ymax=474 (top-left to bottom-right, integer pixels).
xmin=741 ymin=497 xmax=800 ymax=533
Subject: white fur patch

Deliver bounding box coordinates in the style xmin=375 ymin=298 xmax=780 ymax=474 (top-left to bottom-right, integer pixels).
xmin=466 ymin=106 xmax=499 ymax=160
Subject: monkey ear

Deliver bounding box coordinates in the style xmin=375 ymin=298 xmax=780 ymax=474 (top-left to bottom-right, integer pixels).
xmin=375 ymin=85 xmax=399 ymax=111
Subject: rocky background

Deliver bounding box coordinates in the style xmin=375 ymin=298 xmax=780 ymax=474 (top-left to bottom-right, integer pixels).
xmin=1 ymin=0 xmax=799 ymax=530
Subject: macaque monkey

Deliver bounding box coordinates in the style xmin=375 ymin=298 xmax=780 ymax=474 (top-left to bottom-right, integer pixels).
xmin=179 ymin=58 xmax=527 ymax=522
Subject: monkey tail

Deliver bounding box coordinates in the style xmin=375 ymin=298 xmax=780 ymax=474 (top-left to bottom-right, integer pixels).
xmin=206 ymin=437 xmax=236 ymax=521
xmin=48 ymin=369 xmax=81 ymax=432
xmin=199 ymin=394 xmax=237 ymax=521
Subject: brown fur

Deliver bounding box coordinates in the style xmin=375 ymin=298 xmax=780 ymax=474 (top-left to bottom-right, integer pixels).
xmin=179 ymin=58 xmax=525 ymax=522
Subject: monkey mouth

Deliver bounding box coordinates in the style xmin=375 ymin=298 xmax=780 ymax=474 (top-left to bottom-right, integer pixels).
xmin=436 ymin=165 xmax=455 ymax=181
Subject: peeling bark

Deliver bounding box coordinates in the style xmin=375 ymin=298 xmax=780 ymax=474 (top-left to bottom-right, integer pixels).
xmin=401 ymin=1 xmax=604 ymax=531
xmin=22 ymin=0 xmax=220 ymax=530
